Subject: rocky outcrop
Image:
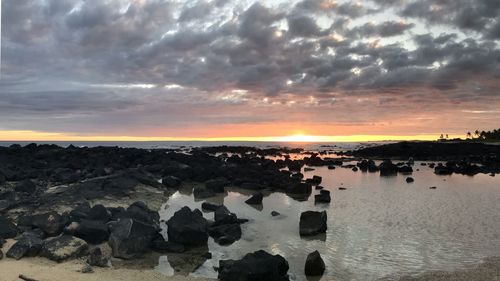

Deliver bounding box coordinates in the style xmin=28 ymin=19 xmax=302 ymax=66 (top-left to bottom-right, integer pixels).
xmin=218 ymin=250 xmax=290 ymax=281
xmin=166 ymin=207 xmax=208 ymax=247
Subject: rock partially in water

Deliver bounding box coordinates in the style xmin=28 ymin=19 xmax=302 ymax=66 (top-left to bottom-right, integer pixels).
xmin=6 ymin=233 xmax=43 ymax=260
xmin=0 ymin=216 xmax=18 ymax=239
xmin=41 ymin=235 xmax=89 ymax=262
xmin=406 ymin=177 xmax=415 ymax=183
xmin=305 ymin=250 xmax=325 ymax=276
xmin=209 ymin=223 xmax=241 ymax=246
xmin=305 ymin=175 xmax=322 ymax=185
xmin=108 ymin=218 xmax=158 ymax=259
xmin=205 ymin=178 xmax=229 ymax=193
xmin=151 ymin=235 xmax=185 ymax=253
xmin=379 ymin=160 xmax=398 ymax=176
xmin=300 ymin=211 xmax=327 ymax=236
xmin=314 ymin=190 xmax=331 ymax=204
xmin=218 ymin=250 xmax=290 ymax=281
xmin=201 ymin=202 xmax=222 ymax=212
xmin=245 ymin=192 xmax=263 ymax=205
xmin=271 ymin=211 xmax=281 ymax=217
xmin=162 ymin=176 xmax=182 ymax=188
xmin=434 ymin=164 xmax=453 ymax=175
xmin=167 ymin=206 xmax=208 ymax=247
xmin=193 ymin=187 xmax=216 ymax=199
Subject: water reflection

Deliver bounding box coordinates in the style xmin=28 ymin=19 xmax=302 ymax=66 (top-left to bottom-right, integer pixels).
xmin=158 ymin=162 xmax=500 ymax=281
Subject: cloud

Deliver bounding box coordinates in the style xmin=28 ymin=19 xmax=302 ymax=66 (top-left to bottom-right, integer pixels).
xmin=0 ymin=0 xmax=499 ymax=136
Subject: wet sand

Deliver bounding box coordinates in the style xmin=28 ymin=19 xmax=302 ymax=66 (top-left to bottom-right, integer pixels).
xmin=0 ymin=240 xmax=215 ymax=281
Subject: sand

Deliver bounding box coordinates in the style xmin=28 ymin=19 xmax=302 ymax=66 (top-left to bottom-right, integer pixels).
xmin=0 ymin=240 xmax=215 ymax=281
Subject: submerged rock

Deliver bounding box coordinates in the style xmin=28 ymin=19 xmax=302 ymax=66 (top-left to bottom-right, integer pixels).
xmin=167 ymin=206 xmax=208 ymax=247
xmin=218 ymin=250 xmax=290 ymax=281
xmin=108 ymin=218 xmax=158 ymax=259
xmin=41 ymin=235 xmax=89 ymax=262
xmin=304 ymin=250 xmax=325 ymax=276
xmin=300 ymin=211 xmax=327 ymax=236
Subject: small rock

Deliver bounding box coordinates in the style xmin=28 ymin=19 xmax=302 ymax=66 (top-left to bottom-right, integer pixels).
xmin=352 ymin=167 xmax=358 ymax=172
xmin=6 ymin=233 xmax=43 ymax=260
xmin=429 ymin=186 xmax=437 ymax=189
xmin=218 ymin=250 xmax=289 ymax=281
xmin=81 ymin=264 xmax=94 ymax=273
xmin=205 ymin=178 xmax=229 ymax=193
xmin=314 ymin=190 xmax=331 ymax=204
xmin=87 ymin=204 xmax=110 ymax=222
xmin=193 ymin=187 xmax=216 ymax=199
xmin=338 ymin=187 xmax=347 ymax=190
xmin=271 ymin=211 xmax=280 ymax=217
xmin=315 ymin=185 xmax=324 ymax=190
xmin=0 ymin=216 xmax=18 ymax=239
xmin=406 ymin=177 xmax=415 ymax=183
xmin=245 ymin=192 xmax=263 ymax=205
xmin=151 ymin=235 xmax=185 ymax=253
xmin=305 ymin=250 xmax=325 ymax=276
xmin=201 ymin=202 xmax=222 ymax=212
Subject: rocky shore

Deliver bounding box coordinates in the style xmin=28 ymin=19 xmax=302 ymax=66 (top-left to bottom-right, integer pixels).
xmin=0 ymin=141 xmax=499 ymax=280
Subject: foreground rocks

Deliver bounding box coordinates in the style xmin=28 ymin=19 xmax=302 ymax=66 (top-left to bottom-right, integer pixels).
xmin=305 ymin=250 xmax=326 ymax=276
xmin=109 ymin=218 xmax=158 ymax=259
xmin=218 ymin=250 xmax=290 ymax=281
xmin=167 ymin=206 xmax=208 ymax=247
xmin=300 ymin=211 xmax=328 ymax=236
xmin=40 ymin=235 xmax=89 ymax=262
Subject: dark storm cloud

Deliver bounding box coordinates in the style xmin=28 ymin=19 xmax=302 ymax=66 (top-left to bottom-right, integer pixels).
xmin=1 ymin=0 xmax=499 ymax=135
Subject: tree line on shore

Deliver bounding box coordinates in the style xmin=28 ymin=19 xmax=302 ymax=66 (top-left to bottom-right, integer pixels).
xmin=439 ymin=128 xmax=500 ymax=141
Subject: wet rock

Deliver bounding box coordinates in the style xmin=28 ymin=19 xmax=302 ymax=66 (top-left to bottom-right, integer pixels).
xmin=304 ymin=167 xmax=315 ymax=172
xmin=87 ymin=204 xmax=110 ymax=222
xmin=14 ymin=180 xmax=37 ymax=194
xmin=245 ymin=192 xmax=263 ymax=205
xmin=87 ymin=248 xmax=109 ymax=267
xmin=41 ymin=235 xmax=89 ymax=262
xmin=305 ymin=175 xmax=322 ymax=185
xmin=352 ymin=167 xmax=359 ymax=172
xmin=286 ymin=182 xmax=312 ymax=195
xmin=304 ymin=250 xmax=325 ymax=276
xmin=205 ymin=178 xmax=229 ymax=193
xmin=108 ymin=218 xmax=158 ymax=259
xmin=398 ymin=166 xmax=413 ymax=174
xmin=0 ymin=216 xmax=18 ymax=238
xmin=327 ymin=165 xmax=336 ymax=170
xmin=430 ymin=186 xmax=437 ymax=189
xmin=218 ymin=250 xmax=290 ymax=281
xmin=434 ymin=164 xmax=453 ymax=175
xmin=406 ymin=177 xmax=415 ymax=183
xmin=167 ymin=207 xmax=208 ymax=247
xmin=151 ymin=235 xmax=185 ymax=253
xmin=271 ymin=211 xmax=280 ymax=217
xmin=214 ymin=206 xmax=238 ymax=225
xmin=162 ymin=176 xmax=181 ymax=188
xmin=300 ymin=211 xmax=327 ymax=236
xmin=74 ymin=220 xmax=110 ymax=244
xmin=338 ymin=187 xmax=347 ymax=190
xmin=209 ymin=223 xmax=241 ymax=246
xmin=6 ymin=233 xmax=43 ymax=260
xmin=314 ymin=190 xmax=331 ymax=204
xmin=201 ymin=202 xmax=222 ymax=212
xmin=379 ymin=160 xmax=398 ymax=176
xmin=193 ymin=187 xmax=216 ymax=199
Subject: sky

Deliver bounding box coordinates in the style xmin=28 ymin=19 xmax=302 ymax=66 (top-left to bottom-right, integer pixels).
xmin=0 ymin=0 xmax=499 ymax=142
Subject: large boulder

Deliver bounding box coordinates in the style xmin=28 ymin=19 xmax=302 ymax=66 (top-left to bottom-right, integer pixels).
xmin=0 ymin=216 xmax=18 ymax=238
xmin=40 ymin=235 xmax=89 ymax=262
xmin=167 ymin=207 xmax=208 ymax=247
xmin=299 ymin=211 xmax=327 ymax=236
xmin=6 ymin=233 xmax=43 ymax=260
xmin=74 ymin=220 xmax=110 ymax=244
xmin=87 ymin=247 xmax=110 ymax=267
xmin=208 ymin=223 xmax=242 ymax=246
xmin=304 ymin=250 xmax=325 ymax=276
xmin=379 ymin=160 xmax=398 ymax=176
xmin=108 ymin=218 xmax=158 ymax=259
xmin=218 ymin=250 xmax=290 ymax=281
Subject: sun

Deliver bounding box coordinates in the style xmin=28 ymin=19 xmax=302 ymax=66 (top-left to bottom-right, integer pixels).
xmin=277 ymin=134 xmax=321 ymax=143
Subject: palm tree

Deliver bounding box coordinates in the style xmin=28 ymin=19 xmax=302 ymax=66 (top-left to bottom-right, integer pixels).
xmin=474 ymin=130 xmax=480 ymax=138
xmin=466 ymin=132 xmax=472 ymax=139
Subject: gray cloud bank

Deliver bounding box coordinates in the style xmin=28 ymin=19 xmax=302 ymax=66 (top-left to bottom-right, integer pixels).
xmin=0 ymin=0 xmax=499 ymax=136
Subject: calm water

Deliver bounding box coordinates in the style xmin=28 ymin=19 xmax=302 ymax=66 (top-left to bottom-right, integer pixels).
xmin=158 ymin=161 xmax=500 ymax=281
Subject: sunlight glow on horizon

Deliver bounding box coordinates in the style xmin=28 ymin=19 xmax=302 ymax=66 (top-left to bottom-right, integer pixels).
xmin=0 ymin=130 xmax=462 ymax=143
